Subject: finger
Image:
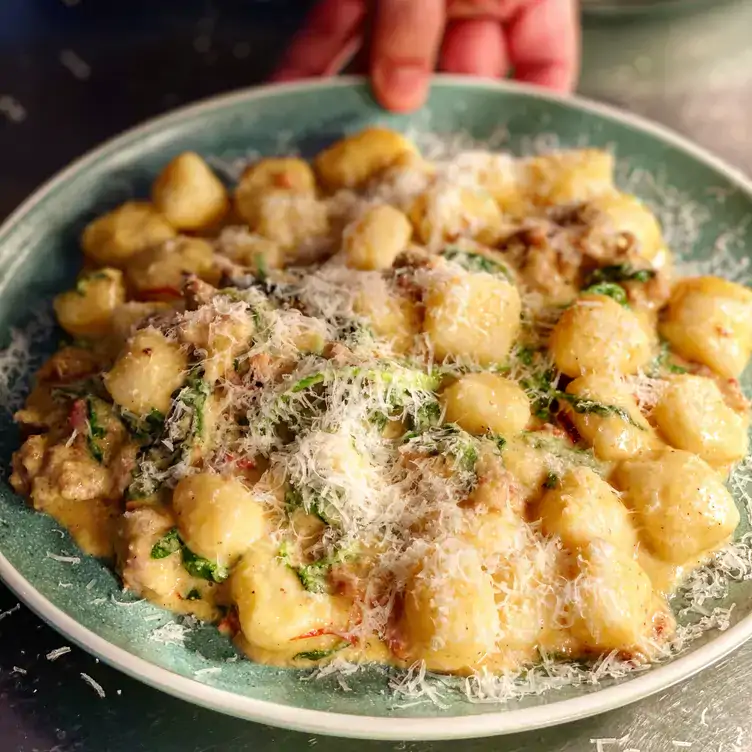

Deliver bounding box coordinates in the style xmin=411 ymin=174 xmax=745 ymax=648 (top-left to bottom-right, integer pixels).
xmin=505 ymin=0 xmax=579 ymax=92
xmin=439 ymin=19 xmax=507 ymax=78
xmin=370 ymin=0 xmax=446 ymax=113
xmin=447 ymin=0 xmax=529 ymax=20
xmin=272 ymin=0 xmax=366 ymax=81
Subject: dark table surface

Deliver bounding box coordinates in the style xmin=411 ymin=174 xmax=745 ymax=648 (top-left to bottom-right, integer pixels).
xmin=3 ymin=2 xmax=752 ymax=750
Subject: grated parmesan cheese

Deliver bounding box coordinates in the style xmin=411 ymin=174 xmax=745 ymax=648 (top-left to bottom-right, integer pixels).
xmin=45 ymin=552 xmax=80 ymax=565
xmin=46 ymin=646 xmax=71 ymax=661
xmin=80 ymin=672 xmax=106 ymax=698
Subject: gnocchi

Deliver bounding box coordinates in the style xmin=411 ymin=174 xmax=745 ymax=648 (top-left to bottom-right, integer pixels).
xmin=81 ymin=201 xmax=176 ymax=267
xmin=613 ymin=449 xmax=740 ymax=564
xmin=660 ymin=276 xmax=752 ymax=378
xmin=550 ymin=294 xmax=653 ymax=376
xmin=104 ymin=327 xmax=187 ymax=416
xmin=152 ymin=152 xmax=229 ymax=231
xmin=12 ymin=131 xmax=750 ymax=689
xmin=54 ymin=268 xmax=126 ymax=338
xmin=424 ymin=272 xmax=521 ymax=366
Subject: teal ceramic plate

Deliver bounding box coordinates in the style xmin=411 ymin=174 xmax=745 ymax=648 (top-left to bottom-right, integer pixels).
xmin=1 ymin=77 xmax=751 ymax=741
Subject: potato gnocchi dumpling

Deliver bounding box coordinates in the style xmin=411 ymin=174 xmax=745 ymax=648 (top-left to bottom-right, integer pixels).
xmin=441 ymin=372 xmax=530 ymax=437
xmin=424 ymin=272 xmax=521 ymax=365
xmin=521 ymin=149 xmax=614 ymax=206
xmin=538 ymin=467 xmax=637 ymax=552
xmin=172 ymin=473 xmax=265 ymax=566
xmin=12 ymin=129 xmax=750 ymax=688
xmin=152 ymin=152 xmax=229 ymax=231
xmin=234 ymin=157 xmax=316 ymax=227
xmin=563 ymin=373 xmax=661 ymax=460
xmin=54 ymin=268 xmax=126 ymax=338
xmin=344 ymin=204 xmax=412 ymax=271
xmin=572 ymin=540 xmax=665 ymax=653
xmin=82 ymin=201 xmax=176 ymax=267
xmin=104 ymin=327 xmax=187 ymax=416
xmin=409 ymin=185 xmax=504 ymax=247
xmin=587 ymin=192 xmax=667 ymax=267
xmin=614 ymin=449 xmax=740 ymax=564
xmin=353 ymin=279 xmax=420 ymax=355
xmin=402 ymin=547 xmax=499 ymax=673
xmin=652 ymin=374 xmax=748 ymax=466
xmin=660 ymin=276 xmax=752 ymax=378
xmin=314 ymin=127 xmax=417 ymax=190
xmin=231 ymin=542 xmax=351 ymax=657
xmin=126 ymin=236 xmax=219 ymax=296
xmin=550 ymin=294 xmax=653 ymax=376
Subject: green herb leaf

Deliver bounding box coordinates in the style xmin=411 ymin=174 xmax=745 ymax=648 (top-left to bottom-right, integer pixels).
xmin=488 ymin=434 xmax=506 ymax=451
xmin=558 ymin=393 xmax=644 ymax=429
xmin=291 ymin=373 xmax=327 ymax=393
xmin=279 ymin=541 xmax=356 ymax=594
xmin=581 ymin=282 xmax=629 ymax=307
xmin=253 ymin=252 xmax=268 ymax=281
xmin=404 ymin=425 xmax=479 ymax=472
xmin=520 ymin=368 xmax=558 ymax=421
xmin=121 ymin=407 xmax=165 ymax=442
xmin=151 ymin=528 xmax=181 ymax=559
xmin=181 ymin=546 xmax=229 ymax=583
xmin=74 ymin=271 xmax=109 ymax=297
xmin=648 ymin=340 xmax=688 ymax=376
xmin=543 ymin=472 xmax=559 ymax=489
xmin=285 ymin=486 xmax=338 ymax=526
xmin=514 ymin=346 xmax=536 ymax=367
xmin=178 ymin=375 xmax=211 ymax=438
xmin=409 ymin=400 xmax=442 ymax=433
xmin=293 ymin=643 xmax=347 ymax=662
xmin=186 ymin=588 xmax=202 ymax=601
xmin=441 ymin=247 xmax=513 ymax=280
xmin=84 ymin=396 xmax=107 ymax=463
xmin=586 ymin=264 xmax=656 ymax=286
xmin=295 ymin=560 xmax=331 ymax=594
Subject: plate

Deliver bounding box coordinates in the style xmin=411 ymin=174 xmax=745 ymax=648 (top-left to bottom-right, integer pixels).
xmin=1 ymin=76 xmax=751 ymax=741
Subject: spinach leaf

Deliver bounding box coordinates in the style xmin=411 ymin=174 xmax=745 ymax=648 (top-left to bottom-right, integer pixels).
xmin=151 ymin=528 xmax=181 ymax=559
xmin=558 ymin=393 xmax=644 ymax=429
xmin=285 ymin=487 xmax=338 ymax=526
xmin=293 ymin=643 xmax=347 ymax=662
xmin=253 ymin=252 xmax=268 ymax=281
xmin=84 ymin=396 xmax=107 ymax=463
xmin=181 ymin=546 xmax=230 ymax=583
xmin=520 ymin=368 xmax=558 ymax=421
xmin=543 ymin=472 xmax=559 ymax=489
xmin=179 ymin=374 xmax=211 ymax=438
xmin=121 ymin=407 xmax=165 ymax=442
xmin=291 ymin=373 xmax=327 ymax=393
xmin=408 ymin=400 xmax=442 ymax=433
xmin=648 ymin=340 xmax=688 ymax=376
xmin=404 ymin=425 xmax=478 ymax=472
xmin=295 ymin=559 xmax=331 ymax=594
xmin=150 ymin=527 xmax=228 ymax=582
xmin=581 ymin=282 xmax=629 ymax=307
xmin=279 ymin=541 xmax=355 ymax=594
xmin=514 ymin=346 xmax=536 ymax=367
xmin=488 ymin=434 xmax=506 ymax=451
xmin=441 ymin=247 xmax=513 ymax=280
xmin=586 ymin=264 xmax=656 ymax=286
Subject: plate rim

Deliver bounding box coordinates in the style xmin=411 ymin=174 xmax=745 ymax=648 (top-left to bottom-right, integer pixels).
xmin=1 ymin=74 xmax=752 ymax=741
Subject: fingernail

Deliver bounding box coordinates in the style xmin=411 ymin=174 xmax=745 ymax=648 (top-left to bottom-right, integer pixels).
xmin=374 ymin=64 xmax=427 ymax=111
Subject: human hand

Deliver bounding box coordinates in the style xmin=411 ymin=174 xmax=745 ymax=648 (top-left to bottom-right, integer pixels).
xmin=272 ymin=1 xmax=579 ymax=113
